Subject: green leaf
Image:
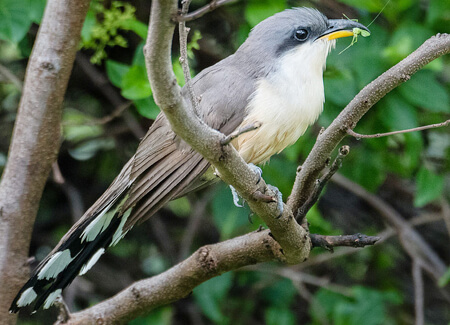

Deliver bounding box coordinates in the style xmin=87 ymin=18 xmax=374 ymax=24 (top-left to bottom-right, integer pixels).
xmin=121 ymin=18 xmax=148 ymax=39
xmin=398 ymin=70 xmax=449 ymax=113
xmin=260 ymin=156 xmax=297 ymax=195
xmin=106 ymin=60 xmax=130 ymax=88
xmin=81 ymin=8 xmax=98 ymax=43
xmin=336 ymin=0 xmax=387 ymax=12
xmin=132 ymin=43 xmax=146 ymax=68
xmin=212 ymin=184 xmax=254 ymax=240
xmin=172 ymin=60 xmax=188 ymax=86
xmin=324 ymin=68 xmax=358 ymax=106
xmin=311 ymin=287 xmax=401 ymax=325
xmin=167 ymin=197 xmax=191 ymax=217
xmin=379 ymin=93 xmax=418 ymax=130
xmin=133 ymin=96 xmax=160 ymax=119
xmin=0 ymin=0 xmax=33 ymax=43
xmin=63 ymin=109 xmax=104 ymax=142
xmin=28 ymin=0 xmax=46 ymax=24
xmin=384 ymin=23 xmax=434 ymax=64
xmin=340 ymin=147 xmax=386 ymax=192
xmin=427 ymin=0 xmax=450 ymax=33
xmin=414 ymin=166 xmax=444 ymax=207
xmin=121 ymin=65 xmax=152 ymax=100
xmin=193 ymin=273 xmax=233 ymax=323
xmin=68 ymin=138 xmax=115 ymax=161
xmin=438 ymin=267 xmax=450 ymax=287
xmin=310 ymin=289 xmax=350 ymax=322
xmin=265 ymin=306 xmax=296 ymax=325
xmin=245 ymin=0 xmax=287 ymax=27
xmin=261 ymin=278 xmax=297 ymax=307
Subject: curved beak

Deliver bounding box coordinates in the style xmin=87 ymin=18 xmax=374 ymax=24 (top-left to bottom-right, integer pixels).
xmin=316 ymin=19 xmax=370 ymax=41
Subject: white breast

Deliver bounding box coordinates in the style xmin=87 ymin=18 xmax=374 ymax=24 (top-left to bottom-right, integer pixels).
xmin=234 ymin=39 xmax=334 ymax=165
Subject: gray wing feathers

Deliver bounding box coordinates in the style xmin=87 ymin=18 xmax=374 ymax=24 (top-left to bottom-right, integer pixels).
xmin=188 ymin=57 xmax=256 ymax=135
xmin=61 ymin=59 xmax=256 ymax=234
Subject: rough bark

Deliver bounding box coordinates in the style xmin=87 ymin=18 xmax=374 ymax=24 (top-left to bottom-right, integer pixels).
xmin=0 ymin=0 xmax=90 ymax=324
xmin=60 ymin=230 xmax=278 ymax=324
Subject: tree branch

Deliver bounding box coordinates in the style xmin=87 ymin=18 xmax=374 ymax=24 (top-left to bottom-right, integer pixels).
xmin=287 ymin=33 xmax=450 ymax=215
xmin=60 ymin=230 xmax=280 ymax=324
xmin=310 ymin=233 xmax=380 ymax=252
xmin=412 ymin=260 xmax=425 ymax=325
xmin=296 ymin=145 xmax=350 ymax=221
xmin=0 ymin=62 xmax=23 ymax=90
xmin=0 ymin=1 xmax=90 ymax=324
xmin=144 ymin=0 xmax=309 ymax=265
xmin=331 ymin=173 xmax=447 ymax=282
xmin=176 ymin=0 xmax=238 ymax=22
xmin=27 ymin=3 xmax=446 ymax=323
xmin=296 ymin=212 xmax=444 ymax=270
xmin=347 ymin=119 xmax=450 ymax=139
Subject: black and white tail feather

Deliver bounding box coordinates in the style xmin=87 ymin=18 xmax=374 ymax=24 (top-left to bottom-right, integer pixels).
xmin=9 ymin=115 xmax=214 ymax=314
xmin=9 ymin=186 xmax=134 ymax=313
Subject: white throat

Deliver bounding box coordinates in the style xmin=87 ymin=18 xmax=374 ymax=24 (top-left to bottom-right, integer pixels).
xmin=234 ymin=39 xmax=335 ymax=165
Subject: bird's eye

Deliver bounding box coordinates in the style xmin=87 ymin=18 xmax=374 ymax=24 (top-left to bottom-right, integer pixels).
xmin=294 ymin=28 xmax=309 ymax=41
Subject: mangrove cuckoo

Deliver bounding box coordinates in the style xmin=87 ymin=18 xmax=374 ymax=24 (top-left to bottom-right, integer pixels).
xmin=10 ymin=7 xmax=369 ymax=313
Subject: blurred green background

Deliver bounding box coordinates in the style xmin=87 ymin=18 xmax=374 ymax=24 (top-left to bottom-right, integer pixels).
xmin=0 ymin=0 xmax=449 ymax=324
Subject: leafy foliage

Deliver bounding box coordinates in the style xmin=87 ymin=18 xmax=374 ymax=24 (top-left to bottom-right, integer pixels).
xmin=81 ymin=0 xmax=147 ymax=64
xmin=310 ymin=287 xmax=401 ymax=325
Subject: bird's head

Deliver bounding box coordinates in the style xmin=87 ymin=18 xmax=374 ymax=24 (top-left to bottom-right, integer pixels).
xmin=235 ymin=7 xmax=370 ymax=76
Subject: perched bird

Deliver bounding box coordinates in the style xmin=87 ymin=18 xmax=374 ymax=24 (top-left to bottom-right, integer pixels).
xmin=10 ymin=7 xmax=369 ymax=313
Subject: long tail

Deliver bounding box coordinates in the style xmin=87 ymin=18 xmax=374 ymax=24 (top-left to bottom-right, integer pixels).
xmin=9 ymin=185 xmax=133 ymax=313
xmin=9 ymin=115 xmax=212 ymax=314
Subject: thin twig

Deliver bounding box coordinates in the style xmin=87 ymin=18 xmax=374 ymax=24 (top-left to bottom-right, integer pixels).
xmin=87 ymin=102 xmax=132 ymax=125
xmin=179 ymin=0 xmax=200 ymax=114
xmin=310 ymin=233 xmax=380 ymax=252
xmin=0 ymin=62 xmax=23 ymax=90
xmin=220 ymin=122 xmax=262 ymax=145
xmin=296 ymin=212 xmax=444 ymax=270
xmin=176 ymin=0 xmax=237 ymax=22
xmin=52 ymin=162 xmax=66 ymax=185
xmin=347 ymin=119 xmax=450 ymax=139
xmin=75 ymin=54 xmax=145 ymax=139
xmin=178 ymin=192 xmax=213 ymax=261
xmin=296 ymin=145 xmax=350 ymax=221
xmin=331 ymin=173 xmax=447 ymax=283
xmin=243 ymin=266 xmax=353 ymax=297
xmin=412 ymin=260 xmax=424 ymax=325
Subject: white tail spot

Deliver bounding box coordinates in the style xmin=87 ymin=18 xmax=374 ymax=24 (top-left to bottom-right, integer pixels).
xmin=16 ymin=287 xmax=37 ymax=307
xmin=79 ymin=248 xmax=105 ymax=276
xmin=81 ymin=208 xmax=116 ymax=243
xmin=110 ymin=208 xmax=132 ymax=247
xmin=37 ymin=250 xmax=74 ymax=280
xmin=43 ymin=289 xmax=62 ymax=309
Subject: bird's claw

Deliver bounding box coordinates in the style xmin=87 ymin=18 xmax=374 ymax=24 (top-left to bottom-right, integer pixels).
xmin=248 ymin=163 xmax=262 ymax=184
xmin=267 ymin=185 xmax=284 ymax=217
xmin=230 ymin=185 xmax=244 ymax=207
xmin=229 ymin=163 xmax=262 ymax=208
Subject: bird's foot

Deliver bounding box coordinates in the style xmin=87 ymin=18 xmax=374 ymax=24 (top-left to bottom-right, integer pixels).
xmin=267 ymin=184 xmax=284 ymax=217
xmin=248 ymin=163 xmax=262 ymax=184
xmin=230 ymin=185 xmax=244 ymax=207
xmin=229 ymin=163 xmax=263 ymax=208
